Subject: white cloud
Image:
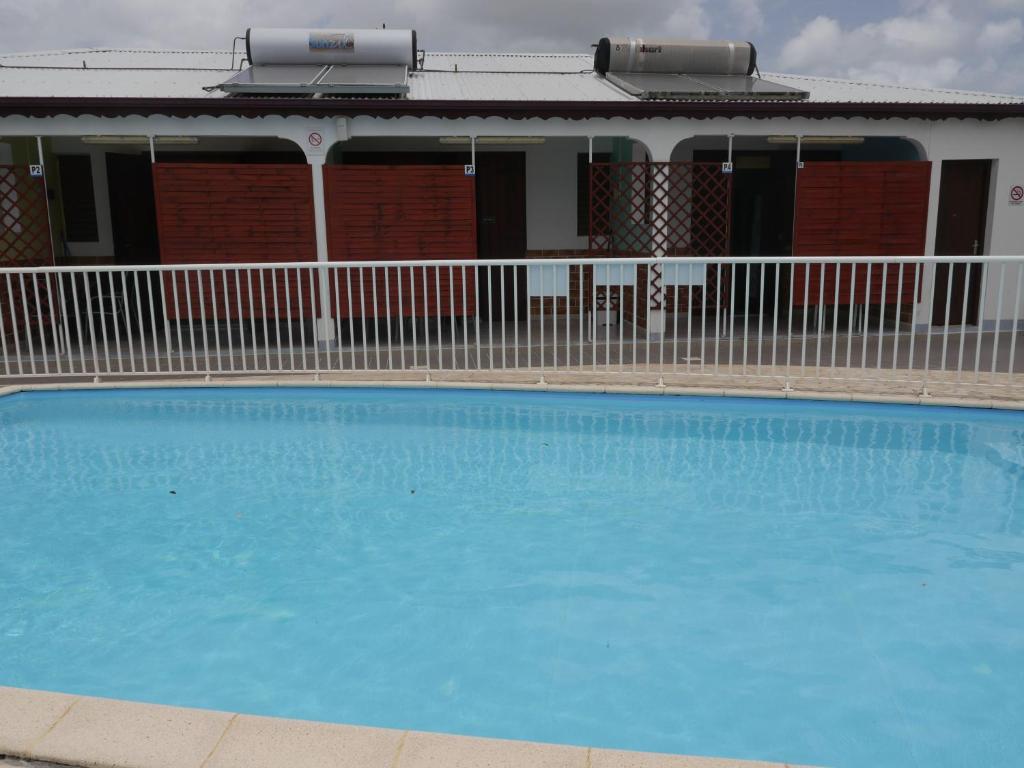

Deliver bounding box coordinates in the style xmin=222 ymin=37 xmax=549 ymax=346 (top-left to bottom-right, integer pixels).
xmin=987 ymin=0 xmax=1024 ymax=10
xmin=979 ymin=17 xmax=1024 ymax=47
xmin=663 ymin=0 xmax=712 ymax=39
xmin=777 ymin=2 xmax=1024 ymax=91
xmin=726 ymin=0 xmax=764 ymax=37
xmin=778 ymin=16 xmax=843 ymax=71
xmin=0 ymin=0 xmax=719 ymax=54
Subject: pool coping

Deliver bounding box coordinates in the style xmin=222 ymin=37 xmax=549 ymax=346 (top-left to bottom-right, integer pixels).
xmin=0 ymin=686 xmax=815 ymax=768
xmin=1 ymin=376 xmax=1023 ymax=410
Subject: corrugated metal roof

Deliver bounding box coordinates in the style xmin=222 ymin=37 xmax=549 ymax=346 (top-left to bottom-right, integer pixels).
xmin=1 ymin=47 xmax=1022 ymax=105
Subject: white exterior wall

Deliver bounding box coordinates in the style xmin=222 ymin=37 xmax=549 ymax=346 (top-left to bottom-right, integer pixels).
xmin=0 ymin=111 xmax=1021 ymax=326
xmin=913 ymin=120 xmax=1024 ymax=329
xmin=524 ymin=137 xmax=609 ymax=251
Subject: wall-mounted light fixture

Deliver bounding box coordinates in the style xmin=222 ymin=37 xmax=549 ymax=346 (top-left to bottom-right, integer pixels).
xmin=766 ymin=136 xmax=865 ymax=145
xmin=80 ymin=136 xmax=199 ymax=145
xmin=438 ymin=136 xmax=546 ymax=145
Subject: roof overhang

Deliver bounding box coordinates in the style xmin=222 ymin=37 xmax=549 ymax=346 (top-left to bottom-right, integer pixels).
xmin=1 ymin=97 xmax=1023 ymax=121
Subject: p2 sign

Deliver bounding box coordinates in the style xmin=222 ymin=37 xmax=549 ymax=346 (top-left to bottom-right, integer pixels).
xmin=29 ymin=165 xmax=43 ymax=177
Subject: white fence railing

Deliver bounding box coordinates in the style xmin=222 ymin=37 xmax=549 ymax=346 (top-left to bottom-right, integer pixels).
xmin=1 ymin=256 xmax=1022 ymax=391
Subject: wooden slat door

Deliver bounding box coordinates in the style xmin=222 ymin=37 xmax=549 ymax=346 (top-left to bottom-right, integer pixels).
xmin=324 ymin=164 xmax=477 ymax=318
xmin=152 ymin=163 xmax=317 ymax=319
xmin=792 ymin=161 xmax=931 ymax=307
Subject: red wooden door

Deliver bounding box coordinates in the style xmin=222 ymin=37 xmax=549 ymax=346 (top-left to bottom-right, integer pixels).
xmin=152 ymin=162 xmax=317 ymax=319
xmin=324 ymin=164 xmax=477 ymax=318
xmin=792 ymin=161 xmax=931 ymax=307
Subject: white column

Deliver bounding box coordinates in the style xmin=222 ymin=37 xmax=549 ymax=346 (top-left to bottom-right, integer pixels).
xmin=308 ymin=155 xmax=336 ymax=345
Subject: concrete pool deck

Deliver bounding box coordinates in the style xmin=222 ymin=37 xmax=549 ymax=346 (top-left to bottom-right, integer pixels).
xmin=0 ymin=687 xmax=815 ymax=768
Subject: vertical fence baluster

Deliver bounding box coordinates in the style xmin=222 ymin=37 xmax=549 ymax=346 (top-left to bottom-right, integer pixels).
xmin=847 ymin=263 xmax=856 ymax=370
xmin=94 ymin=271 xmax=112 ymax=375
xmin=892 ymin=263 xmax=905 ymax=375
xmin=184 ymin=269 xmax=197 ymax=373
xmin=308 ymin=266 xmax=320 ymax=376
xmin=296 ymin=268 xmax=308 ymax=372
xmin=118 ymin=272 xmax=134 ymax=374
xmin=956 ymin=262 xmax=971 ymax=380
xmin=396 ymin=266 xmax=406 ymax=371
xmin=271 ymin=269 xmax=282 ymax=372
xmin=973 ymin=263 xmax=989 ymax=383
xmin=248 ymin=268 xmax=261 ymax=372
xmin=346 ymin=268 xmax=357 ymax=371
xmin=4 ymin=275 xmax=21 ymax=376
xmin=909 ymin=263 xmax=922 ymax=386
xmin=815 ymin=261 xmax=825 ymax=376
xmin=258 ymin=269 xmax=270 ymax=372
xmin=29 ymin=273 xmax=49 ymax=375
xmin=333 ymin=267 xmax=345 ymax=373
xmin=991 ymin=263 xmax=1006 ymax=378
xmin=861 ymin=263 xmax=872 ymax=370
xmin=939 ymin=262 xmax=953 ymax=373
xmin=1008 ymin=264 xmax=1023 ymax=383
xmin=432 ymin=265 xmax=441 ymax=372
xmin=876 ymin=261 xmax=888 ymax=372
xmin=370 ymin=266 xmax=381 ymax=371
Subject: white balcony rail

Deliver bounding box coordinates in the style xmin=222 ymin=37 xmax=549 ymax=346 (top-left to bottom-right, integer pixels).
xmin=1 ymin=256 xmax=1022 ymax=394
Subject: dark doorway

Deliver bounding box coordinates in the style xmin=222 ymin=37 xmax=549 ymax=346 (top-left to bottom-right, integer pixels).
xmin=694 ymin=149 xmax=838 ymax=316
xmin=106 ymin=153 xmax=159 ymax=265
xmin=932 ymin=160 xmax=991 ymax=326
xmin=105 ymin=153 xmax=162 ymax=336
xmin=474 ymin=153 xmax=527 ymax=320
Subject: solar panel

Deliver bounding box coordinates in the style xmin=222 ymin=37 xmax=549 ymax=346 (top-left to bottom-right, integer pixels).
xmin=216 ymin=64 xmax=409 ymax=96
xmin=604 ymin=72 xmax=808 ymax=101
xmin=317 ymin=65 xmax=409 ymax=95
xmin=218 ymin=65 xmax=327 ymax=94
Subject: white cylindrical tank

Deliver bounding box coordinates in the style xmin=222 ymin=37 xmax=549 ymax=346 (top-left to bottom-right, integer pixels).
xmin=246 ymin=28 xmax=417 ymax=69
xmin=594 ymin=37 xmax=756 ymax=76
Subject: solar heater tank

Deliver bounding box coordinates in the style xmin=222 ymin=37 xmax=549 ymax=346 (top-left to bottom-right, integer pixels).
xmin=594 ymin=37 xmax=756 ymax=76
xmin=246 ymin=28 xmax=418 ymax=69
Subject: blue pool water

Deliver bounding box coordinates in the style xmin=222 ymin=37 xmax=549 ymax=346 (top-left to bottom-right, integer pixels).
xmin=1 ymin=388 xmax=1023 ymax=767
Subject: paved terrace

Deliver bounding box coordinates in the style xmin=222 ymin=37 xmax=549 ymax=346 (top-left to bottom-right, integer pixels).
xmin=4 ymin=318 xmax=1024 ymax=403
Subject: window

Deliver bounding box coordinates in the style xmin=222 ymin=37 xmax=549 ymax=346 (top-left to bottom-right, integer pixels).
xmin=576 ymin=152 xmax=611 ymax=236
xmin=57 ymin=155 xmax=99 ymax=242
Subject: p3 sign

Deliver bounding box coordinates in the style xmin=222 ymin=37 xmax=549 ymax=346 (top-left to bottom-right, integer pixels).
xmin=464 ymin=164 xmax=476 ymax=176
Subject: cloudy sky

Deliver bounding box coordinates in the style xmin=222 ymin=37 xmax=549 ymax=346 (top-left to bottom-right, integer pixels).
xmin=1 ymin=0 xmax=1022 ymax=93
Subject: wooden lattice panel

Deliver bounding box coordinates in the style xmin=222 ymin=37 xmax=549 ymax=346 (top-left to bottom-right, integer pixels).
xmin=1 ymin=165 xmax=57 ymax=343
xmin=0 ymin=165 xmax=54 ymax=268
xmin=588 ymin=161 xmax=731 ymax=312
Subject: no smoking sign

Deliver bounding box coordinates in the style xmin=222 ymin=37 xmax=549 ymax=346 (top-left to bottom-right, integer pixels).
xmin=307 ymin=132 xmax=323 ymax=148
xmin=1011 ymin=185 xmax=1024 ymax=205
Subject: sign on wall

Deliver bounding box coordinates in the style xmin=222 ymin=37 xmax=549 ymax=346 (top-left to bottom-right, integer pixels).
xmin=1011 ymin=185 xmax=1024 ymax=205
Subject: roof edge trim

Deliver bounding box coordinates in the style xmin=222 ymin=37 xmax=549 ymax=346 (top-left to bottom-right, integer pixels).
xmin=0 ymin=97 xmax=1023 ymax=121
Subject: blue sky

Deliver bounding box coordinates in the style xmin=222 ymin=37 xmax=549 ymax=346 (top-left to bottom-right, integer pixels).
xmin=1 ymin=0 xmax=1022 ymax=93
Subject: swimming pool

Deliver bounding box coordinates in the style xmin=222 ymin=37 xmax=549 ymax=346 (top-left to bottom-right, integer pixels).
xmin=1 ymin=388 xmax=1022 ymax=768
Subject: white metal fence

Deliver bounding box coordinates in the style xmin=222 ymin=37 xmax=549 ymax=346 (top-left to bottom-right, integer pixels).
xmin=1 ymin=256 xmax=1022 ymax=392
